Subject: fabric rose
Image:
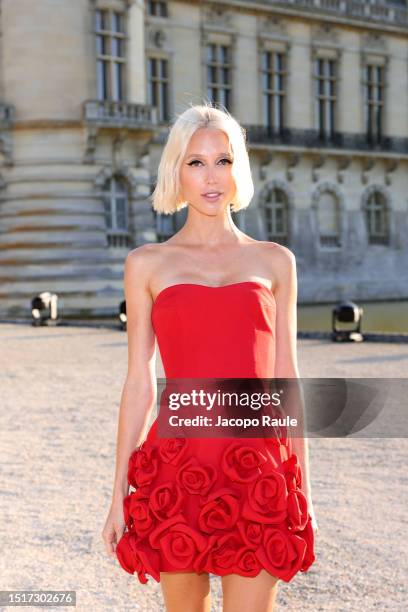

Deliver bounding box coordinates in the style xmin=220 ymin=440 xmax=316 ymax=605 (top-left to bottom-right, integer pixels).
xmin=198 ymin=488 xmax=240 ymax=533
xmin=149 ymin=481 xmax=184 ymax=521
xmin=158 ymin=438 xmax=188 ymax=465
xmin=192 ymin=534 xmax=218 ymax=574
xmin=293 ymin=516 xmax=316 ymax=571
xmin=242 ymin=471 xmax=288 ymax=524
xmin=193 ymin=533 xmax=244 ymax=576
xmin=128 ymin=487 xmax=155 ymax=537
xmin=127 ymin=444 xmax=159 ymax=487
xmin=287 ymin=489 xmax=309 ymax=531
xmin=282 ymin=453 xmax=302 ymax=492
xmin=256 ymin=524 xmax=307 ymax=582
xmin=237 ymin=519 xmax=264 ymax=549
xmin=149 ymin=514 xmax=207 ymax=570
xmin=212 ymin=533 xmax=244 ymax=574
xmin=116 ymin=531 xmax=160 ymax=584
xmin=221 ymin=442 xmax=268 ymax=483
xmin=235 ymin=546 xmax=262 ymax=576
xmin=176 ymin=457 xmax=217 ymax=495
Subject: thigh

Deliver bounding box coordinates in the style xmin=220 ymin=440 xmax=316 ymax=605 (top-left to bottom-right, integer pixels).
xmin=160 ymin=571 xmax=211 ymax=612
xmin=221 ymin=570 xmax=279 ymax=612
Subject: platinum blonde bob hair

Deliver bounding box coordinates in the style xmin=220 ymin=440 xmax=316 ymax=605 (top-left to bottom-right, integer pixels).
xmin=150 ymin=103 xmax=254 ymax=214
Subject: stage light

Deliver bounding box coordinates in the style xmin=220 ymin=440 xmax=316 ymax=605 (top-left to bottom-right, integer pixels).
xmin=31 ymin=292 xmax=59 ymax=326
xmin=119 ymin=300 xmax=127 ymax=331
xmin=331 ymin=300 xmax=363 ymax=342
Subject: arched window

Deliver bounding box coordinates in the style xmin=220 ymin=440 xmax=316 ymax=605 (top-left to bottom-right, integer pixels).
xmin=365 ymin=190 xmax=389 ymax=245
xmin=262 ymin=187 xmax=289 ymax=245
xmin=102 ymin=176 xmax=131 ymax=247
xmin=317 ymin=190 xmax=341 ymax=247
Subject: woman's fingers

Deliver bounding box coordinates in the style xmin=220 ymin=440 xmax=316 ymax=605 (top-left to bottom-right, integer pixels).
xmin=102 ymin=521 xmax=125 ymax=558
xmin=102 ymin=524 xmax=116 ymax=556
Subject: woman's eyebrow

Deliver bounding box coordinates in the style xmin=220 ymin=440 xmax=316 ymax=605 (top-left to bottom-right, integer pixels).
xmin=185 ymin=152 xmax=233 ymax=159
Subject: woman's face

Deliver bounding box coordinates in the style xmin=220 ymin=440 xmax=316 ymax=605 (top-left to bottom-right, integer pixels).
xmin=179 ymin=127 xmax=237 ymax=213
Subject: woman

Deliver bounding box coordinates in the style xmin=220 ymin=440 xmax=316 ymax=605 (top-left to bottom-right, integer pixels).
xmin=102 ymin=103 xmax=317 ymax=612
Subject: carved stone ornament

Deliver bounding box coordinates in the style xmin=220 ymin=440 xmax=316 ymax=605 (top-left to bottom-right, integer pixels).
xmin=134 ymin=141 xmax=150 ymax=169
xmin=258 ymin=15 xmax=288 ymax=38
xmin=94 ymin=163 xmax=139 ymax=198
xmin=362 ymin=32 xmax=387 ymax=53
xmin=83 ymin=126 xmax=99 ymax=164
xmin=148 ymin=28 xmax=167 ymax=48
xmin=259 ymin=151 xmax=274 ymax=181
xmin=286 ymin=153 xmax=300 ymax=182
xmin=361 ymin=157 xmax=375 ymax=184
xmin=202 ymin=4 xmax=233 ymax=29
xmin=311 ymin=180 xmax=345 ymax=211
xmin=312 ymin=23 xmax=339 ymax=46
xmin=385 ymin=158 xmax=399 ymax=186
xmin=336 ymin=155 xmax=351 ymax=184
xmin=0 ymin=132 xmax=13 ymax=166
xmin=311 ymin=153 xmax=326 ymax=183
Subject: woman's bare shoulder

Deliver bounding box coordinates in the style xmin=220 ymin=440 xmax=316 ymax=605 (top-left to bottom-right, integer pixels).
xmin=124 ymin=242 xmax=177 ymax=293
xmin=125 ymin=241 xmax=169 ymax=264
xmin=256 ymin=241 xmax=297 ymax=291
xmin=124 ymin=243 xmax=162 ymax=284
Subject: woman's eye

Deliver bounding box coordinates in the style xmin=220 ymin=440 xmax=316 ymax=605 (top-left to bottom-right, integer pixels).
xmin=187 ymin=158 xmax=232 ymax=166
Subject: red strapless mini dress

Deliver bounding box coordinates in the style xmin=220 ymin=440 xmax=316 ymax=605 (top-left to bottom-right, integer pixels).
xmin=116 ymin=281 xmax=316 ymax=584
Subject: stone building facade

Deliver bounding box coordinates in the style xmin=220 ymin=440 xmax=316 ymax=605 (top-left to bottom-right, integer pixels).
xmin=0 ymin=0 xmax=408 ymax=316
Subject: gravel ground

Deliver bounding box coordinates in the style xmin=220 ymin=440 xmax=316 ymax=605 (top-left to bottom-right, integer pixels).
xmin=0 ymin=323 xmax=407 ymax=611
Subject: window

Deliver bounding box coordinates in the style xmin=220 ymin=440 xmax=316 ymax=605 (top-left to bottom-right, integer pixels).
xmin=147 ymin=0 xmax=168 ymax=17
xmin=314 ymin=57 xmax=337 ymax=138
xmin=363 ymin=64 xmax=385 ymax=143
xmin=147 ymin=57 xmax=170 ymax=122
xmin=95 ymin=9 xmax=126 ymax=101
xmin=103 ymin=177 xmax=131 ymax=247
xmin=262 ymin=187 xmax=289 ymax=245
xmin=206 ymin=43 xmax=232 ymax=109
xmin=365 ymin=190 xmax=389 ymax=245
xmin=261 ymin=50 xmax=286 ymax=132
xmin=317 ymin=191 xmax=341 ymax=247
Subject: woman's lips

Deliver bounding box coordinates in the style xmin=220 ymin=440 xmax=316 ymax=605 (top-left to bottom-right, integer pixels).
xmin=201 ymin=192 xmax=222 ymax=201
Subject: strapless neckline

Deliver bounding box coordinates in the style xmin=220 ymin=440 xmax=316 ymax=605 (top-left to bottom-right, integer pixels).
xmin=152 ymin=280 xmax=276 ymax=310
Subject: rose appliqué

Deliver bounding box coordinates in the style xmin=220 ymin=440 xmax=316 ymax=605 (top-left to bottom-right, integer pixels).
xmin=221 ymin=442 xmax=268 ymax=483
xmin=176 ymin=457 xmax=217 ymax=495
xmin=127 ymin=444 xmax=159 ymax=487
xmin=198 ymin=488 xmax=240 ymax=533
xmin=242 ymin=471 xmax=288 ymax=524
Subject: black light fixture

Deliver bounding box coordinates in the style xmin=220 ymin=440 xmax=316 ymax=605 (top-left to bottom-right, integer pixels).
xmin=119 ymin=300 xmax=127 ymax=331
xmin=331 ymin=300 xmax=363 ymax=342
xmin=31 ymin=292 xmax=59 ymax=326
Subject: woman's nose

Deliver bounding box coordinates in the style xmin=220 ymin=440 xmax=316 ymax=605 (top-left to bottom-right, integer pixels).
xmin=205 ymin=166 xmax=218 ymax=183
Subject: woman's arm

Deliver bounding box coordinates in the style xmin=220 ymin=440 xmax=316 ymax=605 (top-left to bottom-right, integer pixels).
xmin=111 ymin=245 xmax=157 ymax=504
xmin=272 ymin=247 xmax=313 ymax=503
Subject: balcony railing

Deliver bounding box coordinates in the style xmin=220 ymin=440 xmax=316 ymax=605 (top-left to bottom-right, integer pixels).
xmin=83 ymin=100 xmax=157 ymax=129
xmin=244 ymin=126 xmax=408 ymax=154
xmin=253 ymin=0 xmax=408 ymax=27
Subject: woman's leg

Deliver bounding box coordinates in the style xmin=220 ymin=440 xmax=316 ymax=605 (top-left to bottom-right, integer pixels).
xmin=221 ymin=570 xmax=279 ymax=612
xmin=160 ymin=571 xmax=211 ymax=612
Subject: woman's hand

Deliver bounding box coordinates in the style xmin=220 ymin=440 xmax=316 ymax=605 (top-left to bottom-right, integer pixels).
xmin=101 ymin=498 xmax=126 ymax=558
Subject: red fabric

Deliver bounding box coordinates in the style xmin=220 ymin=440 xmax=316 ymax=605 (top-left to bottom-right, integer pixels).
xmin=116 ymin=281 xmax=315 ymax=583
